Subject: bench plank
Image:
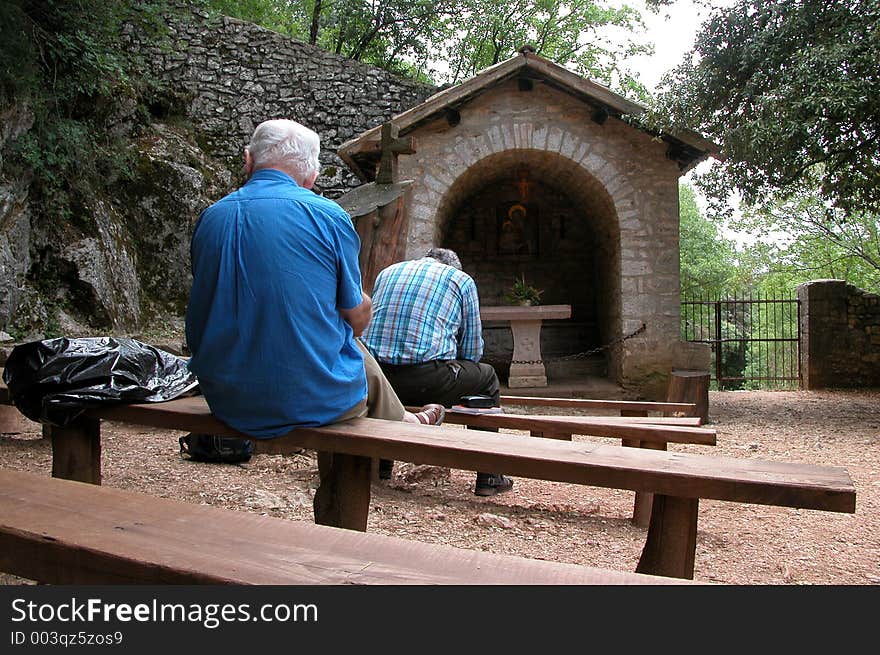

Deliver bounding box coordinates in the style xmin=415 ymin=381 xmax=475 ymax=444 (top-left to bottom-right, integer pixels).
xmin=439 ymin=410 xmax=716 ymax=445
xmin=515 ymin=415 xmax=703 ymax=426
xmin=500 ymin=395 xmax=698 ymax=415
xmin=88 ymin=396 xmax=854 ymax=513
xmin=0 ymin=469 xmax=686 ymax=585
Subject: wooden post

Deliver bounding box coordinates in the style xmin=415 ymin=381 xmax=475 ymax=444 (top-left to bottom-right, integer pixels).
xmin=666 ymin=369 xmax=710 ymax=424
xmin=356 ymin=197 xmax=408 ymax=294
xmin=376 ymin=122 xmax=415 ymax=185
xmin=620 ymin=409 xmax=659 ymax=528
xmin=49 ymin=417 xmax=102 ymax=485
xmin=349 ymin=121 xmax=416 ymax=293
xmin=0 ymin=405 xmax=34 ymax=435
xmin=313 ymin=451 xmax=373 ymax=531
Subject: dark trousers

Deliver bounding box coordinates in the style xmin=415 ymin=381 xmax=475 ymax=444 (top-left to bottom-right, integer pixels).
xmin=378 ymin=359 xmax=502 ymax=484
xmin=380 ymin=359 xmax=500 ymax=409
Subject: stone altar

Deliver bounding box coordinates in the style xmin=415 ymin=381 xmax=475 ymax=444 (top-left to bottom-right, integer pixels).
xmin=480 ymin=304 xmax=572 ymax=387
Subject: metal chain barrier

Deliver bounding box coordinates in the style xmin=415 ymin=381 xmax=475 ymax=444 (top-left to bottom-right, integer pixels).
xmin=486 ymin=322 xmax=647 ymax=366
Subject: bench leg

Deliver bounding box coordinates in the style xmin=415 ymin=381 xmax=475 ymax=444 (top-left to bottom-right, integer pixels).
xmin=49 ymin=417 xmax=101 ymax=485
xmin=635 ymin=494 xmax=698 ymax=579
xmin=313 ymin=451 xmax=372 ymax=531
xmin=529 ymin=430 xmax=572 ymax=441
xmin=619 ymin=409 xmax=658 ymax=528
xmin=622 ymin=439 xmax=668 ymax=527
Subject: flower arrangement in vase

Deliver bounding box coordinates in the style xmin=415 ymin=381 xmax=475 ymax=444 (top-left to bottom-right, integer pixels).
xmin=504 ymin=275 xmax=543 ymax=306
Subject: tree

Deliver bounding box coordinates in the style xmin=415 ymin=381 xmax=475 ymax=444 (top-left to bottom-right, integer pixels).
xmin=201 ymin=0 xmax=306 ymax=36
xmin=678 ymin=183 xmax=738 ymax=296
xmin=733 ymin=192 xmax=880 ymax=293
xmin=204 ymin=1 xmax=673 ymax=94
xmin=652 ymin=0 xmax=880 ymax=216
xmin=438 ymin=0 xmax=655 ymax=94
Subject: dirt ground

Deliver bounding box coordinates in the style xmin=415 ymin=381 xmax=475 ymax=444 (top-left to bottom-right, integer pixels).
xmin=1 ymin=388 xmax=878 ymax=585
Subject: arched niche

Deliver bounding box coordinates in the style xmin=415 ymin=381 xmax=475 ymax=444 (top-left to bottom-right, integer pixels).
xmin=435 ymin=149 xmax=620 ymax=382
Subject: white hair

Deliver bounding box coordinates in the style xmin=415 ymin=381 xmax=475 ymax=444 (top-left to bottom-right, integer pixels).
xmin=246 ymin=119 xmax=320 ymax=183
xmin=424 ymin=248 xmax=462 ymax=270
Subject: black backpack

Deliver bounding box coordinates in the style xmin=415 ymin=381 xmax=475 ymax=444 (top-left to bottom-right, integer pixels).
xmin=179 ymin=433 xmax=254 ymax=464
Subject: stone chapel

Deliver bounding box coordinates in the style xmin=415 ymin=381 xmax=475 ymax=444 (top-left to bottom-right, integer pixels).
xmin=338 ymin=48 xmax=718 ymax=398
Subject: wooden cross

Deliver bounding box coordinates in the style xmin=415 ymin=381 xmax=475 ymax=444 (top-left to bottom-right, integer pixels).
xmin=375 ymin=122 xmax=415 ymax=184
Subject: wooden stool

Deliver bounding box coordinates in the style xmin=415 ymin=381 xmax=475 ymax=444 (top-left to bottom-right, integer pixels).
xmin=666 ymin=369 xmax=710 ymax=424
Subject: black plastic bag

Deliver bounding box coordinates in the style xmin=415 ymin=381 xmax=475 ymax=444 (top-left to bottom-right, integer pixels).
xmin=2 ymin=336 xmax=199 ymax=427
xmin=179 ymin=433 xmax=254 ymax=464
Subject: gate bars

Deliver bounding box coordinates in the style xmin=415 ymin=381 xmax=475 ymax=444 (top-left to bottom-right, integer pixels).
xmin=681 ymin=295 xmax=801 ymax=390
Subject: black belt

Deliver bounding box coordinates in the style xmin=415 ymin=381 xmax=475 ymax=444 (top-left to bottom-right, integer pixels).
xmin=381 ymin=359 xmax=449 ymax=371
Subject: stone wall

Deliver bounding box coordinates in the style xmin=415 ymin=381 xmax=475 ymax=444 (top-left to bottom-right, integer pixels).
xmin=135 ymin=4 xmax=435 ymax=197
xmin=798 ymin=279 xmax=880 ymax=389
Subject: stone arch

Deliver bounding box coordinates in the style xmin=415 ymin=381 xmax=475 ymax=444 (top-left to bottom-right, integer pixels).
xmin=414 ymin=147 xmax=632 ymax=384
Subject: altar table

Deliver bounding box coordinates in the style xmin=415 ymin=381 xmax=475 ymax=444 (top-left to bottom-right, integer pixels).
xmin=480 ymin=304 xmax=572 ymax=388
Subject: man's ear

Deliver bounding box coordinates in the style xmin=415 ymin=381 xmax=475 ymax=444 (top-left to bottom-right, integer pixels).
xmin=243 ymin=149 xmax=255 ymax=177
xmin=303 ymin=169 xmax=319 ymax=190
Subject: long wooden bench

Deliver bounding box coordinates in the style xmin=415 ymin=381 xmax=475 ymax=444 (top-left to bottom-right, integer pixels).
xmin=1 ymin=382 xmax=710 ymax=527
xmin=4 ymin=390 xmax=854 ymax=580
xmin=416 ymin=404 xmax=715 ymax=526
xmin=439 ymin=409 xmax=714 ymax=444
xmin=0 ymin=468 xmax=686 ymax=585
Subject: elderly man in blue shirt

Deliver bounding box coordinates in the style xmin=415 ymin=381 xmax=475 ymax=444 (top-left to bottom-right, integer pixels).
xmin=361 ymin=248 xmax=513 ymax=497
xmin=186 ymin=118 xmax=444 ymax=521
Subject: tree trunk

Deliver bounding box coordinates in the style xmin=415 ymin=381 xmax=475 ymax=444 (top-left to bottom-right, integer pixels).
xmin=309 ymin=0 xmax=322 ymax=45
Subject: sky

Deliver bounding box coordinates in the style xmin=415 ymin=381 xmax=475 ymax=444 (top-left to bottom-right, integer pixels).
xmin=625 ymin=0 xmax=734 ymax=94
xmin=623 ymin=0 xmax=747 ymax=242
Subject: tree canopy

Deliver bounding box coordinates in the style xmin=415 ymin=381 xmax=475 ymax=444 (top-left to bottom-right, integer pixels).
xmin=733 ymin=192 xmax=880 ymax=293
xmin=653 ymin=0 xmax=880 ymax=217
xmin=204 ymin=0 xmax=671 ymax=94
xmin=678 ymin=183 xmax=739 ymax=296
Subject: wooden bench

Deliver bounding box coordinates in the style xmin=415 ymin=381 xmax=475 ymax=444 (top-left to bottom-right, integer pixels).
xmin=439 ymin=408 xmax=713 ymax=444
xmin=3 ymin=390 xmax=854 ymax=580
xmin=2 ymin=383 xmax=709 ymax=527
xmin=499 ymin=395 xmax=699 ymax=416
xmin=430 ymin=401 xmax=714 ymax=526
xmin=435 ymin=405 xmax=715 ymax=526
xmin=0 ymin=468 xmax=686 ymax=585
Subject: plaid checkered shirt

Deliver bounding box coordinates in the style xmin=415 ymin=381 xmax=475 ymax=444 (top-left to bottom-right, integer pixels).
xmin=361 ymin=257 xmax=484 ymax=364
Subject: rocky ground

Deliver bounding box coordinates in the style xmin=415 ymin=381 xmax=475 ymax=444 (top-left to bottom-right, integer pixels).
xmin=1 ymin=388 xmax=878 ymax=585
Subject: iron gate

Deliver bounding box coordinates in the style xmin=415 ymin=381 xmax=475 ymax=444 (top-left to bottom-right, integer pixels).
xmin=681 ymin=295 xmax=801 ymax=389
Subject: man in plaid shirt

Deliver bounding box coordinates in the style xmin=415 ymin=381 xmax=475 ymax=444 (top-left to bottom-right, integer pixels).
xmin=361 ymin=248 xmax=513 ymax=497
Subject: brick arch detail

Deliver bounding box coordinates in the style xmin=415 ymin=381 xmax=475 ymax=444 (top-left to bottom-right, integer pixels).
xmin=404 ymin=128 xmax=640 ymax=260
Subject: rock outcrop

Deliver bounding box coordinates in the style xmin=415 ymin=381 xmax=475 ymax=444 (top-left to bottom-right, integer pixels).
xmin=0 ymin=5 xmax=434 ymax=338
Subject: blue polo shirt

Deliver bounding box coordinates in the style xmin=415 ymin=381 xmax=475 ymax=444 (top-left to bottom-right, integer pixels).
xmin=185 ymin=169 xmax=367 ymax=437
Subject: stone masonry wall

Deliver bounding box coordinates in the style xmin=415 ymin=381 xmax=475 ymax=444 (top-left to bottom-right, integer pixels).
xmin=798 ymin=279 xmax=880 ymax=389
xmin=133 ymin=4 xmax=435 ymax=197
